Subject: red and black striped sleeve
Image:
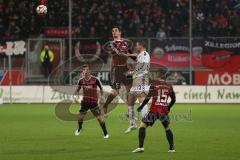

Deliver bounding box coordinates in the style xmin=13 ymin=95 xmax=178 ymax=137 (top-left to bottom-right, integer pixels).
xmin=96 ymin=78 xmax=103 ymax=90
xmin=75 ymin=78 xmax=82 ymax=93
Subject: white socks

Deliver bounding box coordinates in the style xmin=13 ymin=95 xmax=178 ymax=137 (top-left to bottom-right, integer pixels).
xmin=128 ymin=106 xmax=136 ymax=126
xmin=141 ymin=104 xmax=148 ymax=117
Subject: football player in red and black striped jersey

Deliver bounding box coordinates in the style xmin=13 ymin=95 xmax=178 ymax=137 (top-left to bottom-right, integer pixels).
xmin=103 ymin=26 xmax=135 ymax=117
xmin=132 ymin=70 xmax=176 ymax=153
xmin=74 ymin=65 xmax=109 ymax=138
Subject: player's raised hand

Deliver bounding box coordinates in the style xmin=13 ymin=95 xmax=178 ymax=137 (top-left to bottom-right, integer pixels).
xmin=125 ymin=70 xmax=136 ymax=79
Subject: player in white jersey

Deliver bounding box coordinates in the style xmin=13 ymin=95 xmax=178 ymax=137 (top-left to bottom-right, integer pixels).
xmin=125 ymin=41 xmax=150 ymax=133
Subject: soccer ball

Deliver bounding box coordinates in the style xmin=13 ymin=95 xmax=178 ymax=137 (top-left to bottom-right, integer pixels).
xmin=36 ymin=5 xmax=47 ymax=15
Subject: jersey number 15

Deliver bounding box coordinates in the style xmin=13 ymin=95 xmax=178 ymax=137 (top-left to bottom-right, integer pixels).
xmin=155 ymin=89 xmax=168 ymax=105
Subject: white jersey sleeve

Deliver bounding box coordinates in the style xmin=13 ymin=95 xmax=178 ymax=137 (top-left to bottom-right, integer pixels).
xmin=134 ymin=51 xmax=150 ymax=77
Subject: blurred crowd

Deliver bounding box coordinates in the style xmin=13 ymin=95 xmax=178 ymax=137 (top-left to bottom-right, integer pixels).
xmin=193 ymin=0 xmax=240 ymax=37
xmin=72 ymin=0 xmax=189 ymax=38
xmin=0 ymin=0 xmax=240 ymax=40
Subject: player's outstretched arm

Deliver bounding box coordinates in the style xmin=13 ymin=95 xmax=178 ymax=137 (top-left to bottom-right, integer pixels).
xmin=73 ymin=85 xmax=81 ymax=103
xmin=96 ymin=78 xmax=103 ymax=95
xmin=124 ymin=50 xmax=137 ymax=58
xmin=168 ymin=92 xmax=176 ymax=111
xmin=96 ymin=78 xmax=104 ymax=103
xmin=137 ymin=85 xmax=153 ymax=112
xmin=74 ymin=85 xmax=81 ymax=95
xmin=137 ymin=97 xmax=151 ymax=112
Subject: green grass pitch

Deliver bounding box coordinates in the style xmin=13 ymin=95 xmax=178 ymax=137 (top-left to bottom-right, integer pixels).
xmin=0 ymin=104 xmax=240 ymax=160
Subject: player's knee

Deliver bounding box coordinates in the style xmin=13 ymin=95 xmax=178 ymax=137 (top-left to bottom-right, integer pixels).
xmin=127 ymin=93 xmax=135 ymax=106
xmin=111 ymin=90 xmax=118 ymax=96
xmin=165 ymin=127 xmax=171 ymax=131
xmin=128 ymin=102 xmax=134 ymax=106
xmin=138 ymin=94 xmax=145 ymax=102
xmin=78 ymin=117 xmax=84 ymax=122
xmin=96 ymin=116 xmax=103 ymax=123
xmin=162 ymin=122 xmax=170 ymax=129
xmin=137 ymin=97 xmax=144 ymax=103
xmin=125 ymin=85 xmax=131 ymax=92
xmin=140 ymin=122 xmax=148 ymax=128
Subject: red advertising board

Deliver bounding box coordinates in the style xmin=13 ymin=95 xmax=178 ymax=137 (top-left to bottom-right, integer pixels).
xmin=45 ymin=27 xmax=76 ymax=37
xmin=150 ymin=38 xmax=240 ymax=69
xmin=195 ymin=70 xmax=240 ymax=85
xmin=150 ymin=39 xmax=203 ymax=67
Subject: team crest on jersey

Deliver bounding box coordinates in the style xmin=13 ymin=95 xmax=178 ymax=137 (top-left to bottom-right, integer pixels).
xmin=83 ymin=85 xmax=92 ymax=89
xmin=102 ymin=38 xmax=133 ymax=53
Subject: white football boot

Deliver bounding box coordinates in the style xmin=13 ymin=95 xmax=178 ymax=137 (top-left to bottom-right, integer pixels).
xmin=103 ymin=134 xmax=109 ymax=139
xmin=132 ymin=148 xmax=144 ymax=153
xmin=124 ymin=125 xmax=137 ymax=134
xmin=74 ymin=129 xmax=81 ymax=136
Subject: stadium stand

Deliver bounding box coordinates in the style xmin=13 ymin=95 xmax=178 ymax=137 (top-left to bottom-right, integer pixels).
xmin=0 ymin=0 xmax=240 ymax=40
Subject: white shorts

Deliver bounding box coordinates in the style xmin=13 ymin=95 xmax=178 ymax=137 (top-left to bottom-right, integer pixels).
xmin=130 ymin=75 xmax=150 ymax=95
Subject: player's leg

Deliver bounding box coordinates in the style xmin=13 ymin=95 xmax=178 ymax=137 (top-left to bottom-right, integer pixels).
xmin=123 ymin=81 xmax=132 ymax=116
xmin=123 ymin=63 xmax=133 ymax=103
xmin=161 ymin=115 xmax=175 ymax=152
xmin=132 ymin=112 xmax=156 ymax=153
xmin=125 ymin=92 xmax=137 ymax=134
xmin=91 ymin=105 xmax=109 ymax=138
xmin=132 ymin=122 xmax=148 ymax=153
xmin=96 ymin=115 xmax=109 ymax=138
xmin=137 ymin=76 xmax=150 ymax=117
xmin=124 ymin=82 xmax=132 ymax=94
xmin=103 ymin=88 xmax=119 ymax=117
xmin=124 ymin=78 xmax=133 ymax=101
xmin=124 ymin=82 xmax=133 ymax=113
xmin=75 ymin=111 xmax=87 ymax=136
xmin=103 ymin=66 xmax=120 ymax=116
xmin=139 ymin=122 xmax=148 ymax=148
xmin=75 ymin=102 xmax=89 ymax=136
xmin=137 ymin=92 xmax=148 ymax=117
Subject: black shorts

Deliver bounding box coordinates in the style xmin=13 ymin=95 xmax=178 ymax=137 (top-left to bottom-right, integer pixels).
xmin=79 ymin=102 xmax=101 ymax=117
xmin=142 ymin=112 xmax=170 ymax=126
xmin=110 ymin=66 xmax=132 ymax=89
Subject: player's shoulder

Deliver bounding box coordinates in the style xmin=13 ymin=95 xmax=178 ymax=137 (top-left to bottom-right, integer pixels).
xmin=120 ymin=38 xmax=130 ymax=42
xmin=77 ymin=77 xmax=84 ymax=84
xmin=166 ymin=82 xmax=173 ymax=88
xmin=161 ymin=79 xmax=172 ymax=86
xmin=144 ymin=51 xmax=150 ymax=55
xmin=138 ymin=51 xmax=150 ymax=60
xmin=91 ymin=76 xmax=101 ymax=82
xmin=142 ymin=51 xmax=150 ymax=60
xmin=155 ymin=79 xmax=172 ymax=87
xmin=140 ymin=51 xmax=149 ymax=57
xmin=164 ymin=81 xmax=173 ymax=90
xmin=113 ymin=38 xmax=129 ymax=43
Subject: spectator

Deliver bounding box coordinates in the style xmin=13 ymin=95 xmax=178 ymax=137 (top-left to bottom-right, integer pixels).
xmin=156 ymin=28 xmax=166 ymax=39
xmin=40 ymin=45 xmax=54 ymax=77
xmin=1 ymin=0 xmax=240 ymax=39
xmin=7 ymin=21 xmax=20 ymax=40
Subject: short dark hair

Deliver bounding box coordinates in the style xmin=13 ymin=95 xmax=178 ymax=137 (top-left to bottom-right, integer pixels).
xmin=137 ymin=41 xmax=147 ymax=49
xmin=112 ymin=26 xmax=122 ymax=32
xmin=81 ymin=64 xmax=89 ymax=69
xmin=157 ymin=66 xmax=168 ymax=78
